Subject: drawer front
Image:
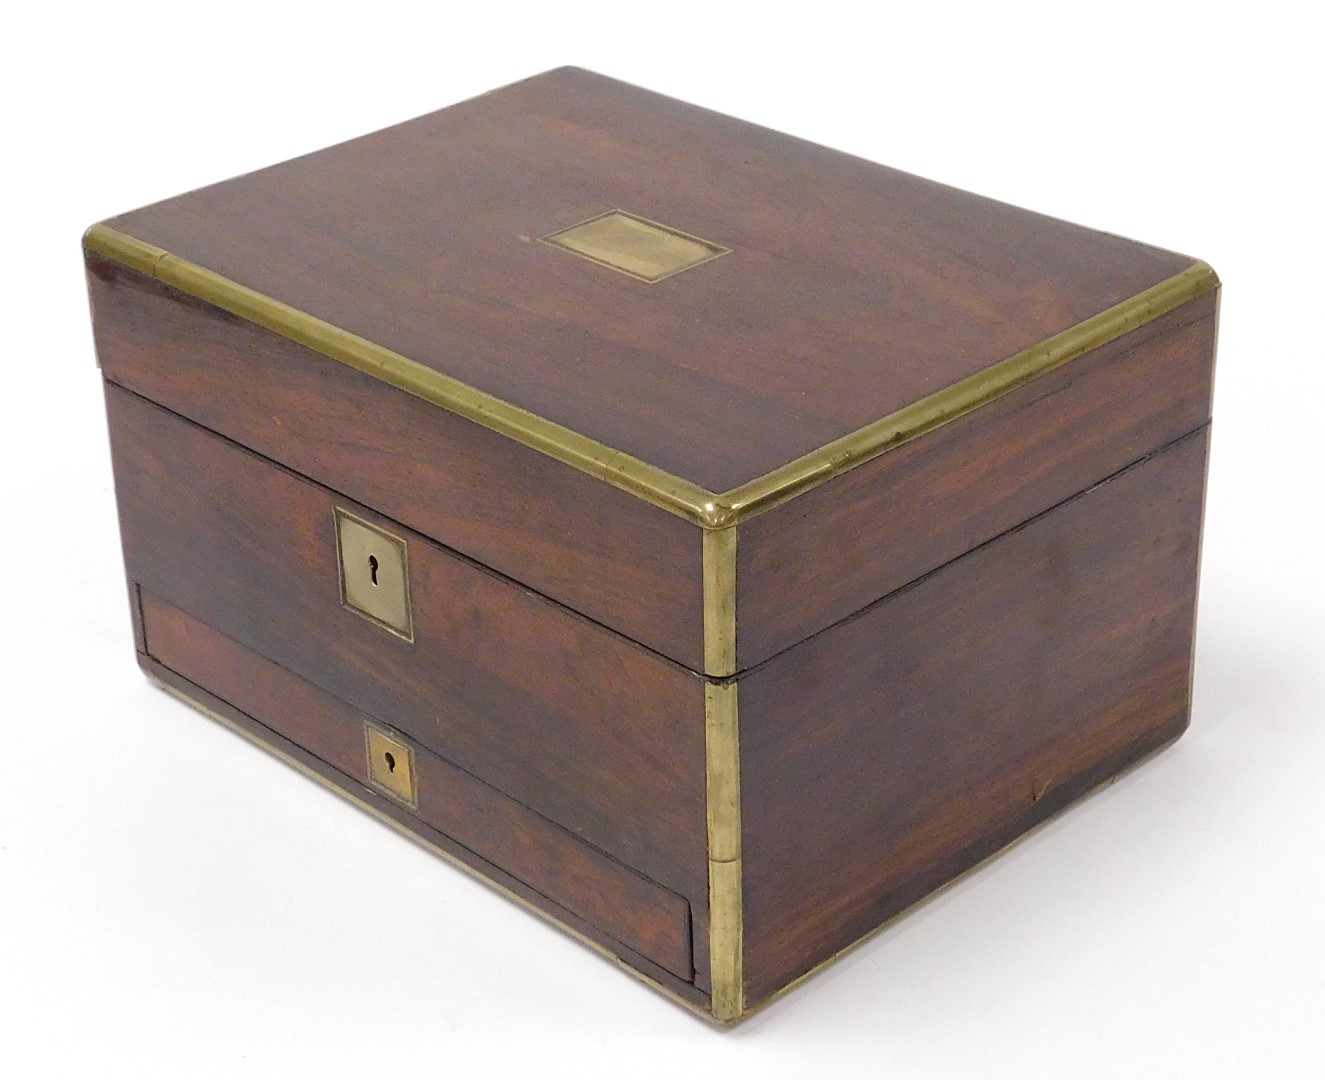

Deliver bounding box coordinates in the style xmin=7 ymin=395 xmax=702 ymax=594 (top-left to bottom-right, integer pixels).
xmin=87 ymin=256 xmax=705 ymax=670
xmin=104 ymin=384 xmax=709 ymax=914
xmin=139 ymin=591 xmax=694 ymax=983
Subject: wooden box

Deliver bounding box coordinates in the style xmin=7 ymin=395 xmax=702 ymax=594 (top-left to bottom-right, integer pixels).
xmin=84 ymin=67 xmax=1219 ymax=1023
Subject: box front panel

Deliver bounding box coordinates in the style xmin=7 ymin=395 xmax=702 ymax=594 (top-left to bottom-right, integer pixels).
xmin=738 ymin=426 xmax=1209 ymax=1005
xmin=87 ymin=256 xmax=706 ymax=671
xmin=103 ymin=385 xmax=711 ymax=988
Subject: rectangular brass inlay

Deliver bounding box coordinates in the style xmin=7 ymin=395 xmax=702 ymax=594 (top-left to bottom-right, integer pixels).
xmin=365 ymin=723 xmax=418 ymax=808
xmin=540 ymin=210 xmax=730 ymax=283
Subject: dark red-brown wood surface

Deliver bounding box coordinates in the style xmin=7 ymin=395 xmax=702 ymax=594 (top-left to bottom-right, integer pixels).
xmin=736 ymin=291 xmax=1218 ymax=669
xmin=737 ymin=425 xmax=1209 ymax=1005
xmin=139 ymin=660 xmax=707 ymax=1006
xmin=91 ymin=66 xmax=1221 ymax=1012
xmin=140 ymin=591 xmax=695 ymax=982
xmin=104 ymin=385 xmax=710 ymax=936
xmin=88 ymin=256 xmax=705 ymax=671
xmin=98 ymin=67 xmax=1194 ymax=492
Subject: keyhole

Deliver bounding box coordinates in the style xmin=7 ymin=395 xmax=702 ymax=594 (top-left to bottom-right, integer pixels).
xmin=368 ymin=554 xmax=380 ymax=586
xmin=383 ymin=751 xmax=396 ymax=773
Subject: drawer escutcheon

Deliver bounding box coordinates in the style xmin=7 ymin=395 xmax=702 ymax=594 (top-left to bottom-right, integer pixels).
xmin=364 ymin=722 xmax=418 ymax=809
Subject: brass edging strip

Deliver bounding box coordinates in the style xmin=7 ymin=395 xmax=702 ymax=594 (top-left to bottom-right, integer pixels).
xmin=702 ymin=527 xmax=737 ymax=677
xmin=83 ymin=224 xmax=719 ymax=527
xmin=712 ymin=261 xmax=1221 ymax=525
xmin=703 ymin=517 xmax=742 ymax=1017
xmin=705 ymin=680 xmax=743 ymax=1022
xmin=148 ymin=675 xmax=718 ymax=1026
xmin=85 ymin=224 xmax=1215 ymax=530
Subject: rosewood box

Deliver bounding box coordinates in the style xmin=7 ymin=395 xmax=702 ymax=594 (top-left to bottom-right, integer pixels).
xmin=84 ymin=67 xmax=1219 ymax=1023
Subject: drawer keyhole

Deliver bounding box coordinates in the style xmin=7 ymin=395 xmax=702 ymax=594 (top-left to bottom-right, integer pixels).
xmin=383 ymin=750 xmax=396 ymax=773
xmin=368 ymin=554 xmax=380 ymax=586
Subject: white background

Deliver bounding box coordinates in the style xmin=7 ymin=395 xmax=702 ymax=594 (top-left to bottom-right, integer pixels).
xmin=3 ymin=2 xmax=1322 ymax=1076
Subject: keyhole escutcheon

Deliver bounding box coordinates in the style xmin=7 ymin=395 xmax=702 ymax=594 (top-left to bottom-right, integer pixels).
xmin=336 ymin=508 xmax=413 ymax=641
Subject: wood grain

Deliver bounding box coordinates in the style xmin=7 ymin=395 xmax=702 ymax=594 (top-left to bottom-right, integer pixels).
xmin=736 ymin=290 xmax=1218 ymax=668
xmin=140 ymin=590 xmax=695 ymax=982
xmin=87 ymin=256 xmax=705 ymax=670
xmin=104 ymin=384 xmax=710 ymax=915
xmin=737 ymin=426 xmax=1210 ymax=1005
xmin=95 ymin=66 xmax=1196 ymax=492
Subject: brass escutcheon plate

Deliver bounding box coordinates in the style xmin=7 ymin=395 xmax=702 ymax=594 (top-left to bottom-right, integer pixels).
xmin=365 ymin=723 xmax=418 ymax=808
xmin=540 ymin=210 xmax=730 ymax=283
xmin=334 ymin=508 xmax=414 ymax=641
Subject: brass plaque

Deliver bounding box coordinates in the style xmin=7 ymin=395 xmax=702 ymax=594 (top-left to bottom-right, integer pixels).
xmin=335 ymin=508 xmax=413 ymax=641
xmin=541 ymin=210 xmax=729 ymax=283
xmin=365 ymin=723 xmax=418 ymax=808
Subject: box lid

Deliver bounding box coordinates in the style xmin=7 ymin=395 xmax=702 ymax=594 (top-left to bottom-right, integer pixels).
xmin=86 ymin=66 xmax=1214 ymax=531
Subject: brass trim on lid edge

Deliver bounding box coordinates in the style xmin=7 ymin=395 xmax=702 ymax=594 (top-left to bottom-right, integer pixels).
xmin=83 ymin=224 xmax=719 ymax=527
xmin=85 ymin=223 xmax=1218 ymax=529
xmin=717 ymin=260 xmax=1221 ymax=525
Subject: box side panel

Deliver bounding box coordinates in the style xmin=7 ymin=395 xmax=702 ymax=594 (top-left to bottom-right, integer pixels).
xmin=103 ymin=384 xmax=709 ymax=917
xmin=738 ymin=426 xmax=1209 ymax=1006
xmin=87 ymin=254 xmax=705 ymax=670
xmin=139 ymin=591 xmax=697 ymax=985
xmin=737 ymin=290 xmax=1217 ymax=669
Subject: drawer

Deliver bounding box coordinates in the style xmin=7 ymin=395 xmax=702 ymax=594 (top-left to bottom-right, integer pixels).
xmin=103 ymin=385 xmax=709 ymax=936
xmin=139 ymin=591 xmax=695 ymax=982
